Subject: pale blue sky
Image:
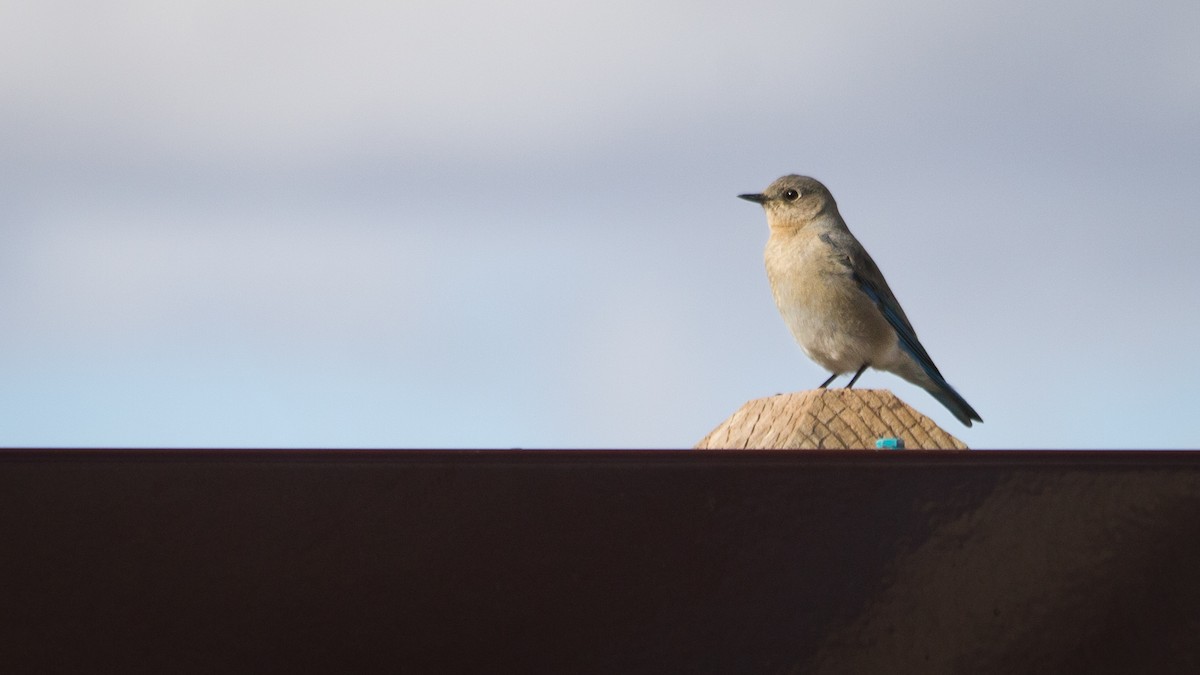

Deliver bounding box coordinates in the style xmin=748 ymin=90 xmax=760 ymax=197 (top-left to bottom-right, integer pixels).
xmin=2 ymin=1 xmax=1198 ymax=448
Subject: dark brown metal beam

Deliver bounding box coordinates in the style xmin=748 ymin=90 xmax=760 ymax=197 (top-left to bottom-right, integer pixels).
xmin=2 ymin=450 xmax=1198 ymax=673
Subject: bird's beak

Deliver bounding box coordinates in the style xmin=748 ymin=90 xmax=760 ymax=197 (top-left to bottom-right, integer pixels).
xmin=738 ymin=193 xmax=768 ymax=204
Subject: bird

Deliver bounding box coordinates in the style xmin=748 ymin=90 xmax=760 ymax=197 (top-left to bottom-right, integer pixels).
xmin=738 ymin=174 xmax=982 ymax=427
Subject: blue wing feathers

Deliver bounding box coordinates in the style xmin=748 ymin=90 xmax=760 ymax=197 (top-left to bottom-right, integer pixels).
xmin=852 ymin=271 xmax=981 ymax=427
xmin=818 ymin=232 xmax=980 ymax=425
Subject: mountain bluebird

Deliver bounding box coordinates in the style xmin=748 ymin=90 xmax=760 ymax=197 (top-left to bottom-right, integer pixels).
xmin=739 ymin=175 xmax=982 ymax=427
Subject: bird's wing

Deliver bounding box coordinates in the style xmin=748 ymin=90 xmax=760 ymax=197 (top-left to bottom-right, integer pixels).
xmin=820 ymin=231 xmax=948 ymax=384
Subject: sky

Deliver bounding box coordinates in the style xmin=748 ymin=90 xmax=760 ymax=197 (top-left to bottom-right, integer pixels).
xmin=2 ymin=1 xmax=1198 ymax=449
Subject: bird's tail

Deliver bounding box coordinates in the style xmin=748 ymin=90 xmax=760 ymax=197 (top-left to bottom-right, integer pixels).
xmin=927 ymin=381 xmax=982 ymax=428
xmin=889 ymin=348 xmax=982 ymax=426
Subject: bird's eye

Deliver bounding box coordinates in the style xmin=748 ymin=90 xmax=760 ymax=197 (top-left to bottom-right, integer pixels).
xmin=783 ymin=189 xmax=800 ymax=201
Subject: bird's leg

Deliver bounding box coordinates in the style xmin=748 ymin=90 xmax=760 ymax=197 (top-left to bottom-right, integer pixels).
xmin=845 ymin=363 xmax=869 ymax=389
xmin=818 ymin=373 xmax=838 ymax=389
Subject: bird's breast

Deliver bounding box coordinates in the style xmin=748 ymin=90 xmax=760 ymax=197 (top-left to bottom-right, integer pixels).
xmin=764 ymin=233 xmax=894 ymax=372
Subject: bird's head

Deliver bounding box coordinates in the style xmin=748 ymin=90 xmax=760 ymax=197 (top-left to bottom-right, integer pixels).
xmin=739 ymin=174 xmax=837 ymax=231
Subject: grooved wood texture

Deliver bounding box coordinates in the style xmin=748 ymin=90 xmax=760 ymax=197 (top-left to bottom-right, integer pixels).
xmin=695 ymin=389 xmax=967 ymax=450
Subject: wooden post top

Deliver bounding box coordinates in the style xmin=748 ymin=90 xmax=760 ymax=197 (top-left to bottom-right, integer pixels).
xmin=696 ymin=389 xmax=967 ymax=450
